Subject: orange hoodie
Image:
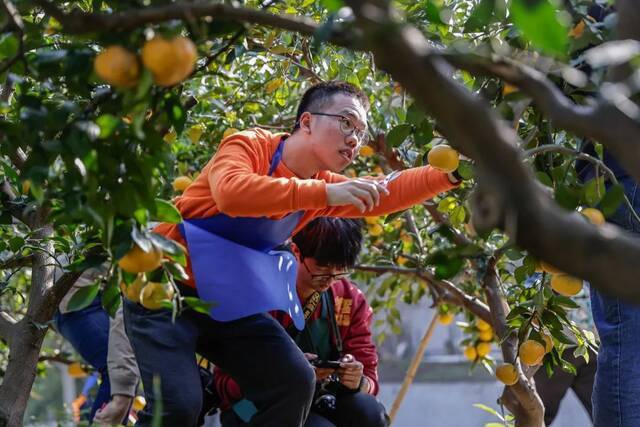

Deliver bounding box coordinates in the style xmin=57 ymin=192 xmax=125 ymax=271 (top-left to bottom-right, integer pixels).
xmin=155 ymin=128 xmax=456 ymax=287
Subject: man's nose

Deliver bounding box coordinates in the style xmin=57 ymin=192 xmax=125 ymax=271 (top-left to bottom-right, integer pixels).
xmin=344 ymin=133 xmax=358 ymax=148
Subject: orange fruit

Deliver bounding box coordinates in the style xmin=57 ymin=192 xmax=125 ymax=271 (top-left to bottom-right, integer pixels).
xmin=368 ymin=223 xmax=384 ymax=237
xmin=67 ymin=362 xmax=87 ymax=378
xmin=427 ymin=145 xmax=459 ymax=173
xmin=496 ymin=363 xmax=518 ymax=386
xmin=94 ymin=46 xmax=140 ymax=88
xmin=551 ymin=274 xmax=583 ymax=297
xmin=476 ymin=342 xmax=492 ymax=357
xmin=223 ymin=128 xmax=240 ymax=139
xmin=464 ymin=346 xmax=477 ymax=361
xmin=476 ymin=319 xmax=492 ymax=332
xmin=140 ymin=282 xmax=175 ymax=310
xmin=502 ymin=83 xmax=518 ymax=96
xmin=581 ymin=208 xmax=605 ymax=225
xmin=173 ymin=176 xmax=193 ymax=192
xmin=142 ymin=36 xmax=197 ymax=87
xmin=479 ymin=329 xmax=494 ymax=342
xmin=118 ymin=244 xmax=163 ymax=273
xmin=519 ymin=340 xmax=545 ymax=366
xmin=396 ymin=256 xmax=408 ymax=266
xmin=364 ymin=216 xmax=380 ymax=225
xmin=359 ymin=145 xmax=375 ymax=157
xmin=119 ymin=275 xmax=146 ymax=304
xmin=569 ymin=20 xmax=586 ymax=38
xmin=438 ymin=312 xmax=455 ymax=325
xmin=132 ymin=395 xmax=146 ymax=411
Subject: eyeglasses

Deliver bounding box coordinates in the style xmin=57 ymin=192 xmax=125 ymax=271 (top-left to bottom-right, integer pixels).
xmin=308 ymin=112 xmax=370 ymax=146
xmin=301 ymin=258 xmax=351 ymax=285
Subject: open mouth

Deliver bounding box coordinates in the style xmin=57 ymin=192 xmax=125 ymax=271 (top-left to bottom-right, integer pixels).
xmin=339 ymin=149 xmax=353 ymax=162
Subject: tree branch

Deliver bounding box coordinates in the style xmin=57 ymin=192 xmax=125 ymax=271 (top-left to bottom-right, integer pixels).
xmin=0 ymin=254 xmax=33 ymax=270
xmin=482 ymin=257 xmax=544 ymax=427
xmin=0 ymin=311 xmax=17 ymax=345
xmin=355 ymin=264 xmax=492 ymax=322
xmin=443 ymin=53 xmax=640 ymax=184
xmin=31 ymin=0 xmax=356 ymax=46
xmin=347 ymin=0 xmax=640 ymax=304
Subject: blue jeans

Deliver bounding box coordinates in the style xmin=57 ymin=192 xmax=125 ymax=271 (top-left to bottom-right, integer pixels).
xmin=122 ymin=291 xmax=315 ymax=427
xmin=54 ymin=296 xmax=111 ymax=422
xmin=591 ymin=176 xmax=640 ymax=426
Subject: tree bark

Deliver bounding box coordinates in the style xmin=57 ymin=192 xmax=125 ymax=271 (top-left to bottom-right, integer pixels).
xmin=0 ymin=221 xmax=55 ymax=426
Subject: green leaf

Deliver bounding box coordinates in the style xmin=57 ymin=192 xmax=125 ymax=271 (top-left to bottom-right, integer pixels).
xmin=0 ymin=34 xmax=19 ymax=60
xmin=67 ymin=283 xmax=100 ymax=312
xmin=405 ymin=104 xmax=425 ymax=126
xmin=510 ymin=0 xmax=569 ymax=57
xmin=101 ymin=280 xmax=121 ymax=318
xmin=536 ymin=171 xmax=553 ymax=187
xmin=554 ymin=184 xmax=580 ymax=210
xmin=183 ymin=296 xmax=216 ymax=314
xmin=464 ymin=0 xmax=495 ymax=32
xmin=583 ymin=176 xmax=605 ymax=206
xmin=386 ymin=124 xmax=413 ymax=148
xmin=321 ymin=0 xmax=343 ymax=12
xmin=600 ymin=184 xmax=625 ymax=217
xmin=96 ymin=114 xmax=120 ymax=139
xmin=153 ymin=199 xmax=182 ymax=224
xmin=473 ymin=404 xmax=503 ymax=420
xmin=456 ymin=160 xmax=475 ymax=180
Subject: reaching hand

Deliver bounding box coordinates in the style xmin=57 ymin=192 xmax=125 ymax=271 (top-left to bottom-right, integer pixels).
xmin=326 ymin=179 xmax=390 ymax=213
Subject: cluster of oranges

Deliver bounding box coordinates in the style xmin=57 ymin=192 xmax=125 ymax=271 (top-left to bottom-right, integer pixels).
xmin=94 ymin=36 xmax=198 ymax=89
xmin=463 ymin=318 xmax=495 ymax=362
xmin=118 ymin=244 xmax=175 ymax=310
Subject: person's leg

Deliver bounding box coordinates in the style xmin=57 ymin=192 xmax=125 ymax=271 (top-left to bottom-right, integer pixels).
xmin=122 ymin=298 xmax=203 ymax=427
xmin=332 ymin=392 xmax=388 ymax=427
xmin=304 ymin=411 xmax=336 ymax=427
xmin=533 ymin=349 xmax=583 ymax=426
xmin=590 ymin=286 xmax=640 ymax=427
xmin=571 ymin=349 xmax=597 ymax=421
xmin=55 ymin=298 xmax=111 ymax=422
xmin=197 ymin=312 xmax=315 ymax=427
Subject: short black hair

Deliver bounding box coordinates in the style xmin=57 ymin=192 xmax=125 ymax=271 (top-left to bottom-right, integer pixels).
xmin=293 ymin=217 xmax=363 ymax=269
xmin=293 ymin=81 xmax=370 ymax=131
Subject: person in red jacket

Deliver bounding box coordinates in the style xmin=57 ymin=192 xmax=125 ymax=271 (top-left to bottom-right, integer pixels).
xmin=216 ymin=217 xmax=388 ymax=427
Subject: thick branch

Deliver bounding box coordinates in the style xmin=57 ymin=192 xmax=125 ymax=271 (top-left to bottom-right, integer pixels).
xmin=34 ymin=1 xmax=322 ymax=39
xmin=444 ymin=54 xmax=640 ymax=184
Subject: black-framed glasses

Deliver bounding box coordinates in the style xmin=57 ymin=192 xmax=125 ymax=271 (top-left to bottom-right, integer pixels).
xmin=301 ymin=258 xmax=351 ymax=284
xmin=308 ymin=112 xmax=370 ymax=146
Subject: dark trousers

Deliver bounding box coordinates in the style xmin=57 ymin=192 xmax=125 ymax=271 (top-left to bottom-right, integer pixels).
xmin=54 ymin=297 xmax=111 ymax=422
xmin=221 ymin=392 xmax=388 ymax=427
xmin=534 ymin=349 xmax=596 ymax=425
xmin=123 ymin=298 xmax=315 ymax=427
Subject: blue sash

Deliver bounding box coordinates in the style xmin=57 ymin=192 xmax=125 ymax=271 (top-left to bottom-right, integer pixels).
xmin=179 ymin=139 xmax=305 ymax=330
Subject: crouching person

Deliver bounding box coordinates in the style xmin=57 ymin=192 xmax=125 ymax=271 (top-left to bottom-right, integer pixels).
xmin=216 ymin=217 xmax=388 ymax=427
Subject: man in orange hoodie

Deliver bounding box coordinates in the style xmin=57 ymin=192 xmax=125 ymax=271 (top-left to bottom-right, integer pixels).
xmin=123 ymin=81 xmax=459 ymax=426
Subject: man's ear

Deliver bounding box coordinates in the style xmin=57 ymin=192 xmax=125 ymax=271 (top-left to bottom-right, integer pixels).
xmin=298 ymin=112 xmax=312 ymax=134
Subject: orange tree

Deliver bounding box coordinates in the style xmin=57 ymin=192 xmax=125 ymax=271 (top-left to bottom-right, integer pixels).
xmin=1 ymin=0 xmax=639 ymax=425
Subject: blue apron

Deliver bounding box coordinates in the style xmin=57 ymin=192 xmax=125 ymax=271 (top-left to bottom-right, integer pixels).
xmin=179 ymin=139 xmax=305 ymax=330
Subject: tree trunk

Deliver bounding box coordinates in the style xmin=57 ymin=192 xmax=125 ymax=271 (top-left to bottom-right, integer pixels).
xmin=0 ymin=221 xmax=56 ymax=426
xmin=0 ymin=320 xmax=48 ymax=427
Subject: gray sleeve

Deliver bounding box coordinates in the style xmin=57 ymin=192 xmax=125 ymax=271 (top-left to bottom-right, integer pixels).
xmin=107 ymin=306 xmax=140 ymax=397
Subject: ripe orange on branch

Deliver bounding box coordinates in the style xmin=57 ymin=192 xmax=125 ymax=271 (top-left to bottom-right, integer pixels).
xmin=427 ymin=145 xmax=459 ymax=173
xmin=118 ymin=244 xmax=163 ymax=273
xmin=94 ymin=46 xmax=140 ymax=88
xmin=142 ymin=36 xmax=198 ymax=87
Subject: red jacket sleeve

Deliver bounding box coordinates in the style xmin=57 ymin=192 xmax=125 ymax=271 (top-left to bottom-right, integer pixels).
xmin=214 ymin=366 xmax=243 ymax=411
xmin=336 ymin=280 xmax=380 ymax=395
